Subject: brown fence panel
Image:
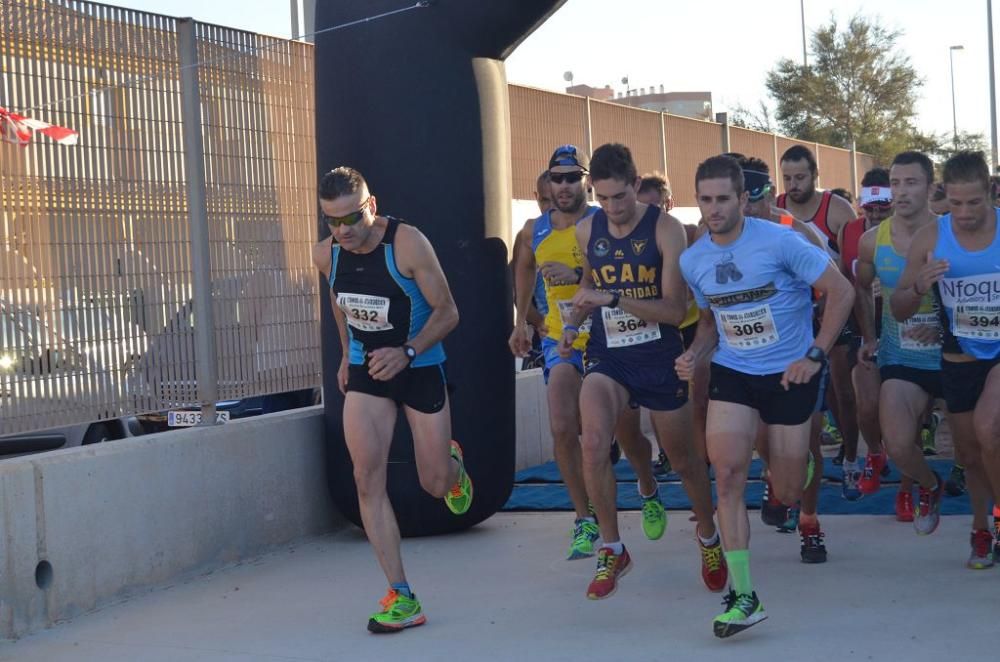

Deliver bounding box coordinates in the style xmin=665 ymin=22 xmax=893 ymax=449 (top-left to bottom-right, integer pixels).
xmin=856 ymin=153 xmax=877 ymax=179
xmin=817 ymin=145 xmax=853 ymax=195
xmin=589 ymin=100 xmax=663 ymax=177
xmin=509 ymin=85 xmax=587 ymax=200
xmin=730 ymin=127 xmax=778 ymax=181
xmin=664 ymin=114 xmax=722 ymax=207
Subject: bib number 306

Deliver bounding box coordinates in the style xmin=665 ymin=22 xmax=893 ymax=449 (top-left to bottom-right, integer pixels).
xmin=719 ymin=304 xmax=780 ymax=350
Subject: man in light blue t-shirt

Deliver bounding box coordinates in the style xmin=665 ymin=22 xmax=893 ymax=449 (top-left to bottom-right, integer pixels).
xmin=676 ymin=155 xmax=855 ymax=639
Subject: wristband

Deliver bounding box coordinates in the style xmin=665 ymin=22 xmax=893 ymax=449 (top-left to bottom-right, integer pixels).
xmin=608 ymin=292 xmax=621 ymax=308
xmin=574 ymin=267 xmax=584 ymax=283
xmin=563 ymin=325 xmax=579 ymax=334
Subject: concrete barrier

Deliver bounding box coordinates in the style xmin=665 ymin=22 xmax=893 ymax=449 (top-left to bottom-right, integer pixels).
xmin=515 ymin=369 xmax=553 ymax=471
xmin=0 ymin=406 xmax=339 ymax=640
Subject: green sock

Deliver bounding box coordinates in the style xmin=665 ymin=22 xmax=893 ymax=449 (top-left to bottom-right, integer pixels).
xmin=724 ymin=549 xmax=752 ymax=595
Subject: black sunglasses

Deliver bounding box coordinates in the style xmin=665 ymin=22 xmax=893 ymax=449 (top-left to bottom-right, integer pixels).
xmin=550 ymin=171 xmax=584 ymax=185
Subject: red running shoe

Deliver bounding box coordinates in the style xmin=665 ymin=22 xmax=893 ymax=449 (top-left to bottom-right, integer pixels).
xmin=895 ymin=489 xmax=914 ymax=523
xmin=586 ymin=546 xmax=632 ymax=599
xmin=859 ymin=453 xmax=888 ymax=495
xmin=698 ymin=535 xmax=728 ymax=592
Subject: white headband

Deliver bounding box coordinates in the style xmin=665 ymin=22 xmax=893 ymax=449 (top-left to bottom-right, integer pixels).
xmin=860 ymin=185 xmax=892 ymax=206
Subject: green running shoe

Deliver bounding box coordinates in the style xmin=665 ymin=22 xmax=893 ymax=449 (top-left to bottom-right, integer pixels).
xmin=641 ymin=493 xmax=667 ymax=541
xmin=444 ymin=440 xmax=473 ymax=515
xmin=568 ymin=518 xmax=600 ymax=560
xmin=367 ymin=589 xmax=426 ymax=633
xmin=713 ymin=590 xmax=767 ymax=638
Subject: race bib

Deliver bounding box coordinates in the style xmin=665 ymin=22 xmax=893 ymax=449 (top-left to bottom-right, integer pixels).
xmin=718 ymin=305 xmax=780 ymax=350
xmin=337 ymin=293 xmax=393 ymax=332
xmin=557 ymin=300 xmax=591 ymax=334
xmin=953 ymin=303 xmax=1000 ymax=340
xmin=900 ymin=313 xmax=941 ymax=350
xmin=601 ymin=307 xmax=660 ymax=348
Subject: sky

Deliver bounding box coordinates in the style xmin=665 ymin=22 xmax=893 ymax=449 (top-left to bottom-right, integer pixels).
xmin=109 ymin=0 xmax=997 ymax=144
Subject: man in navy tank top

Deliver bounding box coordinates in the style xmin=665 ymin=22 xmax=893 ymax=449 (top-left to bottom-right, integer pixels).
xmin=559 ymin=143 xmax=726 ymax=602
xmin=678 ymin=155 xmax=855 ymax=638
xmin=892 ymin=150 xmax=1000 ymax=568
xmin=312 ymin=167 xmax=472 ymax=633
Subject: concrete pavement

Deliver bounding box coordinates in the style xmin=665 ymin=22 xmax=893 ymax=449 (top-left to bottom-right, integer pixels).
xmin=1 ymin=510 xmax=993 ymax=661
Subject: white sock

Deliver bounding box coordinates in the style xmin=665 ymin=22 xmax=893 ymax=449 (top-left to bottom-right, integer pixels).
xmin=638 ymin=481 xmax=659 ymax=500
xmin=698 ymin=530 xmax=720 ymax=546
xmin=843 ymin=459 xmax=859 ymax=471
xmin=603 ymin=540 xmax=624 ymax=554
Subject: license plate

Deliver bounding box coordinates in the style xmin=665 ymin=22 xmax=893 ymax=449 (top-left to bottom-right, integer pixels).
xmin=167 ymin=410 xmax=231 ymax=427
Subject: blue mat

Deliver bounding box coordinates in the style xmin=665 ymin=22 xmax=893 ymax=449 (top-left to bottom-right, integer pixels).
xmin=503 ymin=458 xmax=972 ymax=515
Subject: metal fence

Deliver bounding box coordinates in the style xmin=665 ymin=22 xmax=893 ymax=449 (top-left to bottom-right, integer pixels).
xmin=1 ymin=0 xmax=320 ymax=436
xmin=509 ymin=84 xmax=875 ymax=206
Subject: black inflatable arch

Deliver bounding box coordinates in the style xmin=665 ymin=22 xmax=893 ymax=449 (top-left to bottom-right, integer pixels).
xmin=315 ymin=1 xmax=566 ymax=536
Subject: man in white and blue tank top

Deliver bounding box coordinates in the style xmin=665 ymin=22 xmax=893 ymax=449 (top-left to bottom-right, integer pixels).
xmin=678 ymin=155 xmax=855 ymax=638
xmin=892 ymin=150 xmax=1000 ymax=569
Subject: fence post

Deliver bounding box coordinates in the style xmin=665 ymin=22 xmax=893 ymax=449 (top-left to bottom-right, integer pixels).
xmin=850 ymin=139 xmax=859 ymax=198
xmin=773 ymin=133 xmax=780 ymax=193
xmin=178 ymin=18 xmax=220 ymax=425
xmin=814 ymin=141 xmax=822 ymax=188
xmin=659 ymin=112 xmax=668 ymax=175
xmin=716 ymin=112 xmax=730 ymax=153
xmin=585 ymin=97 xmax=594 ymax=200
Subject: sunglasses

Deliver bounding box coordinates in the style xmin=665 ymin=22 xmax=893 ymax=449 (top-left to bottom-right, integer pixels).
xmin=550 ymin=171 xmax=584 ymax=185
xmin=324 ymin=197 xmax=371 ymax=227
xmin=747 ymin=184 xmax=772 ymax=203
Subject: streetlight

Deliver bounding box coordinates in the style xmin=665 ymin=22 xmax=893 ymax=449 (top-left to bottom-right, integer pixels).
xmin=950 ymin=44 xmax=965 ymax=147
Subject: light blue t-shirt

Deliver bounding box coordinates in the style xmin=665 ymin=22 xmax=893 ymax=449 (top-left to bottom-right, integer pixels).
xmin=680 ymin=217 xmax=831 ymax=375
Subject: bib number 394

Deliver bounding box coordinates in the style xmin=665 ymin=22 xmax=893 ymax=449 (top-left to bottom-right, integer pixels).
xmin=954 ymin=303 xmax=1000 ymax=340
xmin=601 ymin=307 xmax=660 ymax=348
xmin=719 ymin=305 xmax=780 ymax=350
xmin=337 ymin=293 xmax=393 ymax=332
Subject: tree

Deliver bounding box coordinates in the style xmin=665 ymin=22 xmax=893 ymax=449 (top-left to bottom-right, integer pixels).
xmin=730 ymin=100 xmax=775 ymax=133
xmin=765 ymin=14 xmax=925 ymax=164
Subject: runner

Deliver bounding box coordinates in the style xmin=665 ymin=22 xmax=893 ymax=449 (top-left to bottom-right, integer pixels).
xmin=313 ymin=166 xmax=472 ymax=633
xmin=679 ymin=155 xmax=854 ymax=637
xmin=510 ymin=146 xmax=668 ymax=560
xmin=892 ymin=150 xmax=1000 ymax=568
xmin=560 ymin=143 xmax=726 ymax=600
xmin=778 ymin=145 xmax=861 ymax=500
xmin=840 ymin=169 xmax=899 ymax=504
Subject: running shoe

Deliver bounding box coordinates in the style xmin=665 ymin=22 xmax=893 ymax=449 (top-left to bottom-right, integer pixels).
xmin=799 ymin=522 xmax=828 ymax=563
xmin=895 ymin=489 xmax=914 ymax=522
xmin=652 ymin=450 xmax=672 ymax=476
xmin=698 ymin=535 xmax=728 ymax=592
xmin=922 ymin=411 xmax=941 ymax=456
xmin=760 ymin=474 xmax=788 ymax=527
xmin=967 ymin=529 xmax=995 ymax=570
xmin=821 ymin=412 xmax=843 ymax=446
xmin=945 ymin=464 xmax=967 ymax=497
xmin=777 ymin=506 xmax=800 ymax=534
xmin=993 ymin=505 xmax=1000 ymax=559
xmin=841 ymin=462 xmax=862 ymax=501
xmin=914 ymin=473 xmax=944 ymax=535
xmin=859 ymin=453 xmax=890 ymax=495
xmin=567 ymin=518 xmax=600 ymax=560
xmin=444 ymin=440 xmax=473 ymax=515
xmin=586 ymin=546 xmax=632 ymax=599
xmin=713 ymin=590 xmax=766 ymax=638
xmin=367 ymin=589 xmax=426 ymax=633
xmin=641 ymin=493 xmax=667 ymax=541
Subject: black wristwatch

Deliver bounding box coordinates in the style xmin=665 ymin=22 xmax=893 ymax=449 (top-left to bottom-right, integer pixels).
xmin=403 ymin=345 xmax=417 ymax=363
xmin=608 ymin=292 xmax=621 ymax=309
xmin=574 ymin=267 xmax=584 ymax=283
xmin=805 ymin=346 xmax=826 ymax=363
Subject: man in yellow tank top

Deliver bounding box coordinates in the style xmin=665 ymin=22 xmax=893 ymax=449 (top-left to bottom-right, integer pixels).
xmin=510 ymin=146 xmax=667 ymax=559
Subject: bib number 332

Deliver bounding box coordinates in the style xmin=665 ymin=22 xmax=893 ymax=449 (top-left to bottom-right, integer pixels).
xmin=337 ymin=293 xmax=394 ymax=332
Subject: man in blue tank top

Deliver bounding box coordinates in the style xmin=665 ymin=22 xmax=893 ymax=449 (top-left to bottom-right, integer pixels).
xmin=559 ymin=143 xmax=726 ymax=602
xmin=678 ymin=155 xmax=855 ymax=638
xmin=312 ymin=167 xmax=472 ymax=633
xmin=892 ymin=150 xmax=1000 ymax=568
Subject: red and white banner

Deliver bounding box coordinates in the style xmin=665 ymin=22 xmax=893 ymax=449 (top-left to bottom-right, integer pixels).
xmin=0 ymin=107 xmax=78 ymax=146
